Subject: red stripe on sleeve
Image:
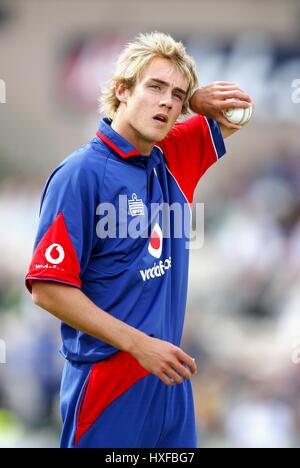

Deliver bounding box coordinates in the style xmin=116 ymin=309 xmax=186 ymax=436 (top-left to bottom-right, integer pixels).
xmin=158 ymin=115 xmax=219 ymax=204
xmin=25 ymin=211 xmax=81 ymax=293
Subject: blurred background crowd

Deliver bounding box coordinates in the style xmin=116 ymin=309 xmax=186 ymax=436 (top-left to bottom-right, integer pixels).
xmin=0 ymin=0 xmax=299 ymax=448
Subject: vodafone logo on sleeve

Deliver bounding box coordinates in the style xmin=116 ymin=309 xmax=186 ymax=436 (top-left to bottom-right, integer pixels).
xmin=45 ymin=243 xmax=65 ymax=264
xmin=25 ymin=212 xmax=82 ymax=292
xmin=27 ymin=212 xmax=81 ymax=280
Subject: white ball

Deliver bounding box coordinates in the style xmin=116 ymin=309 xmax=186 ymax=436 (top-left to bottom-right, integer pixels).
xmin=224 ymin=106 xmax=252 ymax=125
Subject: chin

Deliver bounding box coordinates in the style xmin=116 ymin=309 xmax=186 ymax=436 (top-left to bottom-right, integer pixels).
xmin=151 ymin=129 xmax=170 ymax=142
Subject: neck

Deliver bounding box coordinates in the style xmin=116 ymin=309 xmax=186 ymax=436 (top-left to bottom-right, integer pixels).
xmin=111 ymin=111 xmax=153 ymax=156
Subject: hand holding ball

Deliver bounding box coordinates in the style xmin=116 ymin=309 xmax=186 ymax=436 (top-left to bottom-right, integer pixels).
xmin=223 ymin=105 xmax=253 ymax=125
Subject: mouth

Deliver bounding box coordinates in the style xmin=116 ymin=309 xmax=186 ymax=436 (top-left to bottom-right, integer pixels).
xmin=153 ymin=113 xmax=169 ymax=124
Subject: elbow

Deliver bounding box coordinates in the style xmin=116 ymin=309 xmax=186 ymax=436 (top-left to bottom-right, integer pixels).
xmin=31 ymin=281 xmax=50 ymax=310
xmin=32 ymin=289 xmax=44 ymax=309
xmin=32 ymin=289 xmax=42 ymax=307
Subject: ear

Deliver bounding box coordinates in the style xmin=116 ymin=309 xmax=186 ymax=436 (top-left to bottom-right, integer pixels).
xmin=115 ymin=81 xmax=131 ymax=104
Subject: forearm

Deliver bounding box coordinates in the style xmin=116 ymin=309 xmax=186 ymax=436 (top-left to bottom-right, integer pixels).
xmin=219 ymin=123 xmax=240 ymax=139
xmin=32 ymin=281 xmax=146 ymax=355
xmin=31 ymin=281 xmax=197 ymax=386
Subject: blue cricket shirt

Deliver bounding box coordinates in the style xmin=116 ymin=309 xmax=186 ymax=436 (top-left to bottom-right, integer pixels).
xmin=26 ymin=115 xmax=226 ymax=362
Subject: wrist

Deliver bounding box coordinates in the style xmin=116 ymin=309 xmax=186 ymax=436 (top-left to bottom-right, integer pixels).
xmin=189 ymin=87 xmax=203 ymax=114
xmin=122 ymin=325 xmax=149 ymax=357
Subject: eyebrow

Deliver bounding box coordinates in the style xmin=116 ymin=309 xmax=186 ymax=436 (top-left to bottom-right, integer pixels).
xmin=147 ymin=78 xmax=188 ymax=96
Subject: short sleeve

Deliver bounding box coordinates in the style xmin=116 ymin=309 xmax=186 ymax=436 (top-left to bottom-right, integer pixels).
xmin=25 ymin=160 xmax=98 ymax=293
xmin=157 ymin=114 xmax=226 ymax=204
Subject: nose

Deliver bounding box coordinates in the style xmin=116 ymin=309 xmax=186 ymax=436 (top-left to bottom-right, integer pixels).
xmin=159 ymin=92 xmax=173 ymax=110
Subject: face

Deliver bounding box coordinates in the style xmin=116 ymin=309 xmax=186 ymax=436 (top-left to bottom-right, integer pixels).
xmin=113 ymin=57 xmax=189 ymax=155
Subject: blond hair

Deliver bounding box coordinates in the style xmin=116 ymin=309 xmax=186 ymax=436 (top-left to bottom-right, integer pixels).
xmin=99 ymin=32 xmax=198 ymax=119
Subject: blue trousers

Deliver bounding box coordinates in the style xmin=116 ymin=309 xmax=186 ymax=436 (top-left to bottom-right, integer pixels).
xmin=60 ymin=351 xmax=197 ymax=448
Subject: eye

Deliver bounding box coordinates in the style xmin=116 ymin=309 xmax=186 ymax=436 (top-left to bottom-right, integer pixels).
xmin=149 ymin=84 xmax=161 ymax=90
xmin=173 ymin=93 xmax=183 ymax=101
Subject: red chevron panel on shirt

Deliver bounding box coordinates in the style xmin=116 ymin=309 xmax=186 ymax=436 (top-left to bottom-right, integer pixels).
xmin=25 ymin=211 xmax=81 ymax=293
xmin=75 ymin=351 xmax=150 ymax=447
xmin=157 ymin=115 xmax=218 ymax=205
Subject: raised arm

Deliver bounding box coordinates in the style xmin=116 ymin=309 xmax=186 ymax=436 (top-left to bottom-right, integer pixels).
xmin=189 ymin=81 xmax=254 ymax=138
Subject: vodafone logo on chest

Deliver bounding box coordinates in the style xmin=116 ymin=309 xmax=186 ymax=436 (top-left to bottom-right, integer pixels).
xmin=140 ymin=223 xmax=172 ymax=282
xmin=148 ymin=223 xmax=163 ymax=259
xmin=45 ymin=243 xmax=65 ymax=264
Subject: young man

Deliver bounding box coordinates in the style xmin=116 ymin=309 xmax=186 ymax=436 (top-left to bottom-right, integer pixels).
xmin=25 ymin=32 xmax=252 ymax=448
